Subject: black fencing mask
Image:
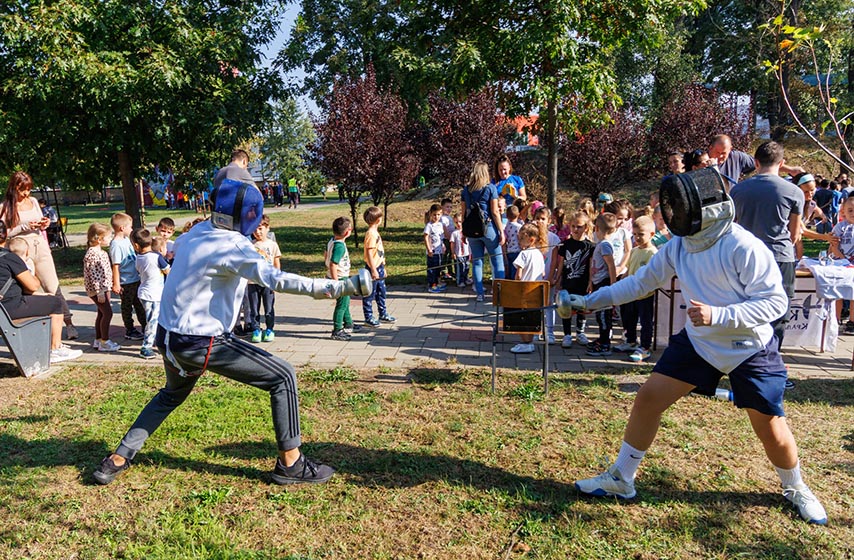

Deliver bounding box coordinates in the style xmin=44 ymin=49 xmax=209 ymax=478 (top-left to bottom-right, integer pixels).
xmin=659 ymin=167 xmax=729 ymax=237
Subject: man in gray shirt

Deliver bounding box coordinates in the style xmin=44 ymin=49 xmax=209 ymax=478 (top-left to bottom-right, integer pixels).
xmin=731 ymin=141 xmax=803 ymax=348
xmin=213 ymin=149 xmax=256 ymax=188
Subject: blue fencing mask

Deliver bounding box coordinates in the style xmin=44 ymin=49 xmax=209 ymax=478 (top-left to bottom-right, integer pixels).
xmin=210 ymin=179 xmax=264 ymax=237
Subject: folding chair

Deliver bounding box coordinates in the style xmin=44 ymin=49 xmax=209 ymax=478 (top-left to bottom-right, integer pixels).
xmin=491 ymin=279 xmax=551 ymax=395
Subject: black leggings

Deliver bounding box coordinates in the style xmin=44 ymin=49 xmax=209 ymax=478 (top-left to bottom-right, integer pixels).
xmin=91 ymin=296 xmax=113 ymax=340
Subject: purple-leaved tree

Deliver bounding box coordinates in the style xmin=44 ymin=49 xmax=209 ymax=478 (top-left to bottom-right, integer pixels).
xmin=561 ymin=107 xmax=647 ymax=199
xmin=426 ymin=89 xmax=512 ymax=191
xmin=314 ymin=67 xmax=421 ymax=238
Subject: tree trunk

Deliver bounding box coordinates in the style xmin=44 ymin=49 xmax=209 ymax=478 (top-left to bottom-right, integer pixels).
xmin=844 ymin=43 xmax=854 ymax=171
xmin=118 ymin=149 xmax=141 ymax=228
xmin=348 ymin=192 xmax=360 ymax=249
xmin=546 ymin=97 xmax=558 ymax=208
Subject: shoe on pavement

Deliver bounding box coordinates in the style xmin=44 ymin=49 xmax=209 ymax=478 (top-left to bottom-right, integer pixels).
xmin=844 ymin=321 xmax=854 ymax=335
xmin=331 ymin=329 xmax=351 ymax=341
xmin=139 ymin=347 xmax=157 ymax=359
xmin=427 ymin=285 xmax=443 ymax=294
xmin=271 ymin=454 xmax=335 ymax=485
xmin=50 ymin=346 xmax=83 ymax=363
xmin=65 ymin=324 xmax=79 ymax=340
xmin=510 ymin=343 xmax=535 ymax=354
xmin=538 ymin=334 xmax=557 ymax=344
xmin=93 ymin=455 xmax=131 ymax=485
xmin=125 ymin=328 xmax=144 ymax=341
xmin=250 ymin=329 xmax=262 ymax=343
xmin=575 ymin=465 xmax=636 ymax=500
xmin=783 ymin=483 xmax=828 ymax=525
xmin=629 ymin=347 xmax=651 ymax=362
xmin=576 ymin=332 xmax=590 ymax=346
xmin=561 ymin=335 xmax=573 ymax=348
xmin=262 ymin=329 xmax=275 ymax=342
xmin=379 ymin=314 xmax=396 ymax=323
xmin=99 ymin=340 xmax=121 ymax=352
xmin=92 ymin=340 xmax=100 ymax=350
xmin=586 ymin=342 xmax=612 ymax=356
xmin=344 ymin=323 xmax=362 ymax=333
xmin=614 ymin=341 xmax=638 ymax=352
xmin=365 ymin=318 xmax=381 ymax=328
xmin=475 ymin=294 xmax=485 ymax=302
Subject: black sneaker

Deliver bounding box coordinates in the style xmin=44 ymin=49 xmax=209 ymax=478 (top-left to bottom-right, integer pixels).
xmin=271 ymin=454 xmax=335 ymax=485
xmin=331 ymin=329 xmax=351 ymax=341
xmin=344 ymin=323 xmax=363 ymax=333
xmin=93 ymin=455 xmax=131 ymax=485
xmin=125 ymin=328 xmax=144 ymax=341
xmin=844 ymin=321 xmax=854 ymax=335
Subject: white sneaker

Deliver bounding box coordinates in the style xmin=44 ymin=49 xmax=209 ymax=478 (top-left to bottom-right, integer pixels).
xmin=98 ymin=340 xmax=122 ymax=352
xmin=629 ymin=348 xmax=651 ymax=362
xmin=50 ymin=346 xmax=83 ymax=364
xmin=561 ymin=335 xmax=573 ymax=348
xmin=575 ymin=465 xmax=636 ymax=499
xmin=783 ymin=483 xmax=828 ymax=525
xmin=537 ymin=334 xmax=557 ymax=344
xmin=614 ymin=341 xmax=638 ymax=352
xmin=92 ymin=340 xmax=100 ymax=350
xmin=510 ymin=343 xmax=535 ymax=354
xmin=576 ymin=332 xmax=590 ymax=346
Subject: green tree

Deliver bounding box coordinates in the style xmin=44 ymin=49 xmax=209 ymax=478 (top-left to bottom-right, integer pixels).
xmin=283 ymin=0 xmax=705 ymax=207
xmin=0 ymin=1 xmax=282 ymax=226
xmin=257 ymin=97 xmax=317 ymax=186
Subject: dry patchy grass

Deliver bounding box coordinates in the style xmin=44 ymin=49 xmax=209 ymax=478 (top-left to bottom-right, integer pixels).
xmin=0 ymin=364 xmax=852 ymax=559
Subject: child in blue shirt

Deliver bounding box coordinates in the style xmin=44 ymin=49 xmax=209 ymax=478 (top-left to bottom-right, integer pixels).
xmin=109 ymin=213 xmax=145 ymax=340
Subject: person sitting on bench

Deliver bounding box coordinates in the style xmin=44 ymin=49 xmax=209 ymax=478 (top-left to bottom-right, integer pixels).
xmin=0 ymin=221 xmax=81 ymax=363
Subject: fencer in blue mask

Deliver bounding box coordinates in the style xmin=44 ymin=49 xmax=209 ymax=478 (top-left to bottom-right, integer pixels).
xmin=94 ymin=179 xmax=372 ymax=486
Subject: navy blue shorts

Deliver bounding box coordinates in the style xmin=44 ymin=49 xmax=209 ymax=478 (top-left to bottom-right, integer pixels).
xmin=654 ymin=329 xmax=787 ymax=417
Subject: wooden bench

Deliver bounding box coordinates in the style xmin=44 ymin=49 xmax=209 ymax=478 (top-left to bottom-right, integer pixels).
xmin=0 ymin=303 xmax=51 ymax=377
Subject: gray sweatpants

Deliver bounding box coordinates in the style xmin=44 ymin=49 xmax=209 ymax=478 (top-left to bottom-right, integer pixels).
xmin=115 ymin=333 xmax=301 ymax=460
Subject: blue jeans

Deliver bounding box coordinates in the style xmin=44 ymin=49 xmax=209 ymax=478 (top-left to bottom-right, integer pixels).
xmin=363 ymin=264 xmax=388 ymax=320
xmin=455 ymin=257 xmax=470 ymax=285
xmin=141 ymin=299 xmax=160 ymax=351
xmin=468 ymin=226 xmax=504 ymax=297
xmin=426 ymin=254 xmax=442 ymax=286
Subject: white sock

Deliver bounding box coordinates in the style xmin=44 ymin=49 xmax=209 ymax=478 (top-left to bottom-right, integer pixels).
xmin=613 ymin=441 xmax=645 ymax=481
xmin=775 ymin=462 xmax=803 ymax=488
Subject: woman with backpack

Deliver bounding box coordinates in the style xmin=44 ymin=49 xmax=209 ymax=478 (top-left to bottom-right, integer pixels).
xmin=460 ymin=162 xmax=505 ymax=302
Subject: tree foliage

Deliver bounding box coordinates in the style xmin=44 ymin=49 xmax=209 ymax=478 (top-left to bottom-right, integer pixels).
xmin=0 ymin=0 xmax=282 ymax=225
xmin=425 ymin=89 xmax=511 ymax=190
xmin=561 ymin=107 xmax=648 ymax=198
xmin=313 ymin=67 xmax=421 ymax=236
xmin=647 ymin=83 xmax=753 ymax=169
xmin=257 ymin=97 xmax=317 ymax=186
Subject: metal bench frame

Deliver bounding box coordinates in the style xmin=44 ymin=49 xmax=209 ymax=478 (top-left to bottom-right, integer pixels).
xmin=0 ymin=303 xmax=51 ymax=377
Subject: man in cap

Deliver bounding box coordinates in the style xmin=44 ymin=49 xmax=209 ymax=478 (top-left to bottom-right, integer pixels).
xmin=93 ymin=179 xmax=372 ymax=487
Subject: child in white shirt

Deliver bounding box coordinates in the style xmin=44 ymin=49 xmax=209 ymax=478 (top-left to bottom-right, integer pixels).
xmin=449 ymin=213 xmax=471 ymax=287
xmin=509 ymin=223 xmax=546 ymax=354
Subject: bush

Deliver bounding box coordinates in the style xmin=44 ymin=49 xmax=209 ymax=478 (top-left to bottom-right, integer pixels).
xmin=560 ymin=107 xmax=647 ymax=198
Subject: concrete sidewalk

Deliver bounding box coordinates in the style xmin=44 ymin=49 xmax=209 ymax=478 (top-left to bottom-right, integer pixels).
xmin=23 ymin=283 xmax=854 ymax=381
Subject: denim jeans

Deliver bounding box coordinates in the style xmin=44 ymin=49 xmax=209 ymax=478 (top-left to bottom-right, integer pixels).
xmin=362 ymin=264 xmax=388 ymax=321
xmin=468 ymin=226 xmax=504 ymax=297
xmin=455 ymin=257 xmax=470 ymax=285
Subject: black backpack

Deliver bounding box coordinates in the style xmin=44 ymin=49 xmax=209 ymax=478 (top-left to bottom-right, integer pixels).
xmin=462 ymin=188 xmax=490 ymax=238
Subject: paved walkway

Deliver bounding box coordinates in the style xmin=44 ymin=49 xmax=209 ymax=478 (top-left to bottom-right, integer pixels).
xmin=18 ymin=283 xmax=854 ymax=381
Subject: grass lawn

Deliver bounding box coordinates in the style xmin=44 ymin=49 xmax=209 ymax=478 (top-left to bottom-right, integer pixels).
xmin=0 ymin=364 xmax=851 ymax=559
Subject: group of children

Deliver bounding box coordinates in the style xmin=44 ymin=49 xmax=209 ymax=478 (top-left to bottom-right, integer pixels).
xmin=419 ymin=191 xmax=670 ymax=362
xmin=326 ymin=207 xmax=396 ymax=341
xmin=82 ymin=214 xmax=174 ymax=359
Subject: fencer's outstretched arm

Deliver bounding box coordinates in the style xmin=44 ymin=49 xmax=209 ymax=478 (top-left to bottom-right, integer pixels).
xmin=234 ymin=256 xmax=372 ymax=299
